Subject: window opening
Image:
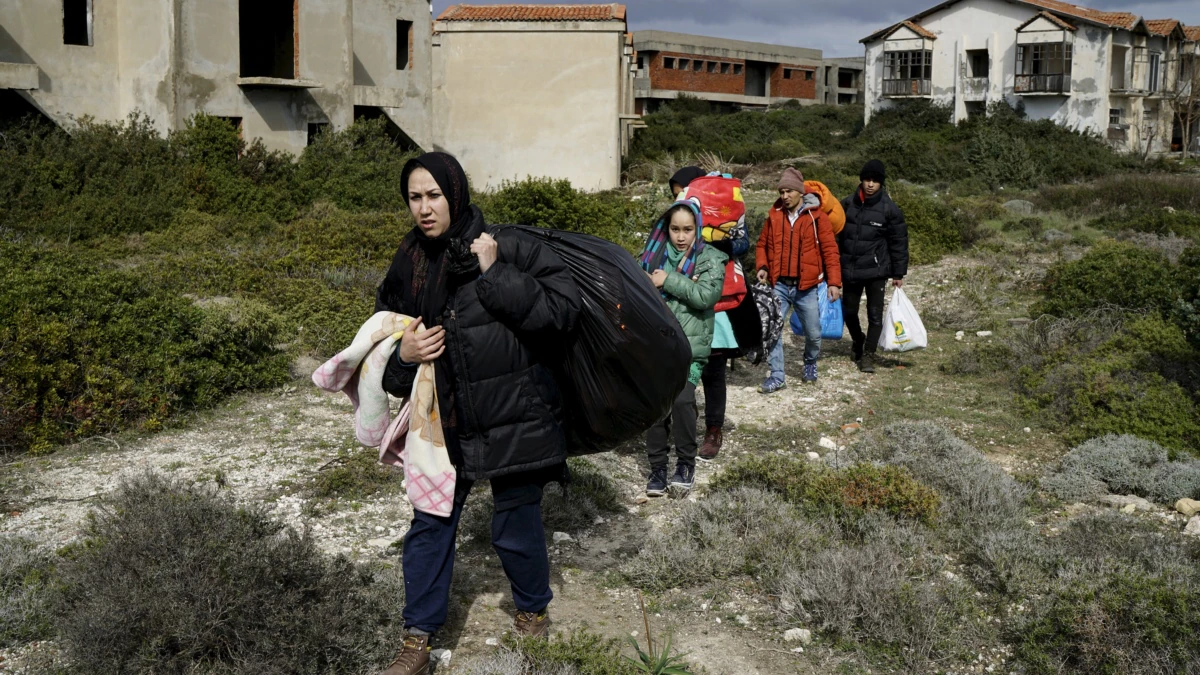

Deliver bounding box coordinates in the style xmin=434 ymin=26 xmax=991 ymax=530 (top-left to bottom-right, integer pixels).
xmin=707 ymin=61 xmax=717 ymax=73
xmin=805 ymin=70 xmax=813 ymax=81
xmin=1109 ymin=108 xmax=1123 ymax=126
xmin=663 ymin=57 xmax=675 ymax=69
xmin=692 ymin=60 xmax=703 ymax=72
xmin=966 ymin=49 xmax=989 ymax=78
xmin=308 ymin=123 xmax=330 ymax=146
xmin=240 ymin=0 xmax=297 ymax=79
xmin=733 ymin=63 xmax=744 ymax=75
xmin=720 ymin=62 xmax=730 ymax=74
xmin=784 ymin=68 xmax=792 ymax=80
xmin=1149 ymin=52 xmax=1161 ymax=92
xmin=63 ymin=0 xmax=92 ymax=46
xmin=396 ymin=20 xmax=412 ymax=70
xmin=678 ymin=58 xmax=689 ymax=70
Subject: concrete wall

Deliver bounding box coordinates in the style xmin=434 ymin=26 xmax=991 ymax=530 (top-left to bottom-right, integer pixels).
xmin=433 ymin=21 xmax=630 ymax=191
xmin=1 ymin=0 xmax=433 ymax=156
xmin=352 ymin=0 xmax=433 ymax=147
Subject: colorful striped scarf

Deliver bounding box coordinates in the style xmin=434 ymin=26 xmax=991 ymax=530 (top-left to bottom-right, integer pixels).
xmin=639 ymin=198 xmax=705 ymax=278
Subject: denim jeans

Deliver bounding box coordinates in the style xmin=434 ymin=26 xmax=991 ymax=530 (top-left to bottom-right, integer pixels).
xmin=768 ymin=282 xmax=821 ymax=381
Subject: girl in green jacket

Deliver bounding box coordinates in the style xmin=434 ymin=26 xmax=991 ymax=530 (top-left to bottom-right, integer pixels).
xmin=639 ymin=199 xmax=726 ymax=496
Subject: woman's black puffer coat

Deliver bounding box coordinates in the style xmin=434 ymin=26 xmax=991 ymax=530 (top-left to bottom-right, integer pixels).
xmin=376 ymin=213 xmax=582 ymax=481
xmin=837 ymin=189 xmax=909 ymax=284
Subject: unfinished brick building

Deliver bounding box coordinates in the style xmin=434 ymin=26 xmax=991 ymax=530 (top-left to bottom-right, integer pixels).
xmin=633 ymin=31 xmax=864 ymax=113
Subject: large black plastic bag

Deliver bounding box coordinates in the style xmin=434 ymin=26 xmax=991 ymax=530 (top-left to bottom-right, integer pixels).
xmin=494 ymin=225 xmax=691 ymax=455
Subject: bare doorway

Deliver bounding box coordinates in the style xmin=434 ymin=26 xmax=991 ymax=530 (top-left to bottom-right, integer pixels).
xmin=240 ymin=0 xmax=296 ymax=79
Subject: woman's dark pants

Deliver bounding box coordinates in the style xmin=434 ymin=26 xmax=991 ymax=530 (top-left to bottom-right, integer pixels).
xmin=701 ymin=354 xmax=728 ymax=429
xmin=402 ymin=471 xmax=553 ymax=634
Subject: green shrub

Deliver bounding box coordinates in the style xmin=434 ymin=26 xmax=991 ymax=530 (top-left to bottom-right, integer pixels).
xmin=1017 ymin=562 xmax=1200 ymax=674
xmin=476 ymin=178 xmax=658 ymax=253
xmin=1036 ymin=174 xmax=1200 ymax=217
xmin=461 ymin=630 xmax=639 ymax=675
xmin=849 ymin=422 xmax=1028 ymax=535
xmin=296 ymin=117 xmax=417 ymax=211
xmin=1091 ymin=208 xmax=1200 ymax=239
xmin=56 ymin=473 xmax=402 ymax=674
xmin=1015 ymin=316 xmax=1200 ymax=454
xmin=1035 ymin=240 xmax=1182 ymax=318
xmin=0 ymin=537 xmax=57 ymax=647
xmin=0 ymin=242 xmax=289 ymax=454
xmin=710 ymin=455 xmax=940 ymax=525
xmin=964 ymin=125 xmax=1040 ymax=190
xmin=306 ymin=448 xmax=404 ymax=503
xmin=623 ymin=487 xmax=831 ymax=591
xmin=888 ymin=184 xmax=963 ymax=266
xmin=1041 ymin=435 xmax=1200 ymax=502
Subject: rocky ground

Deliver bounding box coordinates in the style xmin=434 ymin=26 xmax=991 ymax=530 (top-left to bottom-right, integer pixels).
xmin=3 ymin=252 xmax=1196 ymax=674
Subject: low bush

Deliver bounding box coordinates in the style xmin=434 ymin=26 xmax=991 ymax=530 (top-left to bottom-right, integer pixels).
xmin=475 ymin=178 xmax=659 ymax=253
xmin=1041 ymin=435 xmax=1200 ymax=503
xmin=1035 ymin=240 xmax=1182 ymax=318
xmin=889 ymin=183 xmax=964 ymax=266
xmin=0 ymin=243 xmax=290 ymax=454
xmin=710 ymin=455 xmax=940 ymax=525
xmin=1036 ymin=173 xmax=1200 ymax=217
xmin=849 ymin=422 xmax=1028 ymax=535
xmin=623 ymin=487 xmax=831 ymax=592
xmin=56 ymin=473 xmax=402 ymax=674
xmin=0 ymin=537 xmax=57 ymax=647
xmin=1016 ymin=561 xmax=1200 ymax=674
xmin=306 ymin=448 xmax=404 ymax=503
xmin=461 ymin=631 xmax=640 ymax=675
xmin=1092 ymin=209 xmax=1200 ymax=240
xmin=1015 ymin=316 xmax=1200 ymax=455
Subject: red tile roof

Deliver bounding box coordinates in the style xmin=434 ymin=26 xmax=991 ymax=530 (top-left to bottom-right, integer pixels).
xmin=1145 ymin=19 xmax=1181 ymax=36
xmin=437 ymin=3 xmax=626 ymax=22
xmin=899 ymin=20 xmax=938 ymax=40
xmin=1186 ymin=25 xmax=1200 ymax=42
xmin=1019 ymin=0 xmax=1138 ymax=29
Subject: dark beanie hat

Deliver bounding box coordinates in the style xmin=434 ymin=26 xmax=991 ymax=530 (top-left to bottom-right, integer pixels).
xmin=669 ymin=166 xmax=706 ymax=190
xmin=860 ymin=159 xmax=886 ymax=183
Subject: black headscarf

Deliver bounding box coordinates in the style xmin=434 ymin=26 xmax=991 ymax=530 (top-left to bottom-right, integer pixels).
xmin=390 ymin=152 xmax=485 ymax=326
xmin=669 ymin=166 xmax=706 ymax=192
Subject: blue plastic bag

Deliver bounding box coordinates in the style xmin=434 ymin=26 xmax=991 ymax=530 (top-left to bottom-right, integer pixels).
xmin=789 ymin=282 xmax=844 ymax=340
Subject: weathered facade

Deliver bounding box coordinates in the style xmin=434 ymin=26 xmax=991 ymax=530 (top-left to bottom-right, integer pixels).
xmin=432 ymin=4 xmax=637 ymax=191
xmin=860 ymin=0 xmax=1200 ymax=155
xmin=631 ymin=31 xmax=864 ymax=113
xmin=0 ymin=0 xmax=432 ymax=155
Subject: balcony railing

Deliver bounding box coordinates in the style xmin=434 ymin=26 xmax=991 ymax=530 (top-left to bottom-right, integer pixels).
xmin=882 ymin=78 xmax=931 ymax=97
xmin=1014 ymin=73 xmax=1070 ymax=94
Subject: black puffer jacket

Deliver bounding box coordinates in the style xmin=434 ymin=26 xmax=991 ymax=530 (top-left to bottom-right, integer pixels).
xmin=837 ymin=188 xmax=909 ymax=284
xmin=377 ymin=215 xmax=582 ymax=481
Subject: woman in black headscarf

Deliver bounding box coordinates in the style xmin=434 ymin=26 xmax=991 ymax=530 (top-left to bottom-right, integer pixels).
xmin=376 ymin=153 xmax=582 ymax=675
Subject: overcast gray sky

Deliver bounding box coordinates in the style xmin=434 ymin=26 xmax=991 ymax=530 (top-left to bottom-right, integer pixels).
xmin=430 ymin=0 xmax=1200 ymax=58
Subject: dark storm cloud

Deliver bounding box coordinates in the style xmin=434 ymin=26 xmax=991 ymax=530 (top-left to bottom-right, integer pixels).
xmin=430 ymin=0 xmax=1200 ymax=57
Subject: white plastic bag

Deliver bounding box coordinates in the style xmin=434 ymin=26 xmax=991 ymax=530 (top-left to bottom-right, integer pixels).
xmin=879 ymin=288 xmax=927 ymax=352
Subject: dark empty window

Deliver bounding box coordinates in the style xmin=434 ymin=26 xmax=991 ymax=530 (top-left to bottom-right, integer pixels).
xmin=693 ymin=60 xmax=703 ymax=72
xmin=805 ymin=70 xmax=813 ymax=81
xmin=396 ymin=20 xmax=412 ymax=70
xmin=678 ymin=58 xmax=689 ymax=70
xmin=63 ymin=0 xmax=91 ymax=46
xmin=967 ymin=49 xmax=989 ymax=78
xmin=663 ymin=57 xmax=675 ymax=69
xmin=784 ymin=68 xmax=793 ymax=79
xmin=308 ymin=123 xmax=329 ymax=146
xmin=707 ymin=61 xmax=717 ymax=73
xmin=240 ymin=0 xmax=296 ymax=79
xmin=721 ymin=62 xmax=730 ymax=74
xmin=733 ymin=63 xmax=743 ymax=75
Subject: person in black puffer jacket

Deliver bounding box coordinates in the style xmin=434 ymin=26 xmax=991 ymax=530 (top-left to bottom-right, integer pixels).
xmin=838 ymin=159 xmax=908 ymax=373
xmin=374 ymin=152 xmax=582 ymax=675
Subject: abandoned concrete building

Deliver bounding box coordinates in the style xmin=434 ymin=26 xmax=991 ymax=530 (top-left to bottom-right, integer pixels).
xmin=632 ymin=31 xmax=865 ymax=113
xmin=0 ymin=0 xmax=433 ymax=155
xmin=860 ymin=0 xmax=1200 ymax=155
xmin=431 ymin=3 xmax=637 ymax=191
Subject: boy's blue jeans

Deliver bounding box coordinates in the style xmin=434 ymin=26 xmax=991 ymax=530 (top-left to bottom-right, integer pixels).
xmin=768 ymin=282 xmax=821 ymax=382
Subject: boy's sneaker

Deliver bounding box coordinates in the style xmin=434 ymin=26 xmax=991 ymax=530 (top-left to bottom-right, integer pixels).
xmin=759 ymin=377 xmax=787 ymax=394
xmin=698 ymin=426 xmax=723 ymax=462
xmin=858 ymin=353 xmax=876 ymax=373
xmin=669 ymin=462 xmax=695 ymax=494
xmin=802 ymin=363 xmax=818 ymax=383
xmin=646 ymin=465 xmax=668 ymax=497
